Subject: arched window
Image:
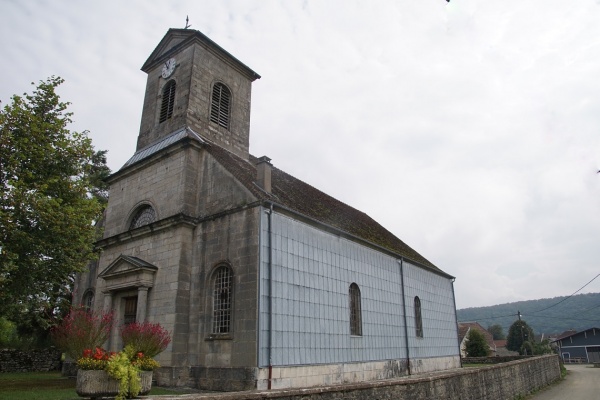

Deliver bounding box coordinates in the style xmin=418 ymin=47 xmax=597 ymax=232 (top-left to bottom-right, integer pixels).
xmin=129 ymin=205 xmax=156 ymax=230
xmin=159 ymin=80 xmax=176 ymax=123
xmin=209 ymin=82 xmax=231 ymax=129
xmin=83 ymin=290 xmax=94 ymax=312
xmin=212 ymin=265 xmax=233 ymax=334
xmin=414 ymin=296 xmax=424 ymax=338
xmin=349 ymin=283 xmax=362 ymax=336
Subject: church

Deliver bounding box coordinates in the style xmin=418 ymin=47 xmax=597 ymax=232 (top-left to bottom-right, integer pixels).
xmin=74 ymin=28 xmax=461 ymax=391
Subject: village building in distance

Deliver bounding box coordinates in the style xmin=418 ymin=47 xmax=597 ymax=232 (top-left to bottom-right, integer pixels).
xmin=74 ymin=28 xmax=461 ymax=391
xmin=553 ymin=328 xmax=600 ymax=363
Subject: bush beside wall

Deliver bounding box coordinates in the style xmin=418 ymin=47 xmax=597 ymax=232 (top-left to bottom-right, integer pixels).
xmin=0 ymin=348 xmax=62 ymax=372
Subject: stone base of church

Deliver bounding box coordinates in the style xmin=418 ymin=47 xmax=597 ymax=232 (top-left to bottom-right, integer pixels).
xmin=155 ymin=366 xmax=258 ymax=392
xmin=256 ymin=359 xmax=409 ymax=390
xmin=255 ymin=356 xmax=460 ymax=390
xmin=153 ymin=356 xmax=460 ymax=392
xmin=409 ymin=355 xmax=462 ymax=375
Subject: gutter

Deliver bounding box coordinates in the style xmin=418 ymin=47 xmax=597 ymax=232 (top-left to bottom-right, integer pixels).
xmin=450 ymin=278 xmax=462 ymax=367
xmin=399 ymin=258 xmax=411 ymax=375
xmin=266 ymin=203 xmax=274 ymax=389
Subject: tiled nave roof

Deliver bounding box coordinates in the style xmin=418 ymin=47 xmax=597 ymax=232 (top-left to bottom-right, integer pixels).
xmin=207 ymin=143 xmax=444 ymax=274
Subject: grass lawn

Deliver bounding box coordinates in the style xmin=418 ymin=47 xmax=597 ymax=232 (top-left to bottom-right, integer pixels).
xmin=0 ymin=371 xmax=194 ymax=400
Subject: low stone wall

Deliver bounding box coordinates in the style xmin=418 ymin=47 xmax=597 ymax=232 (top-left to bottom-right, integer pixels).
xmin=150 ymin=355 xmax=561 ymax=400
xmin=462 ymin=355 xmax=531 ymax=364
xmin=0 ymin=348 xmax=62 ymax=372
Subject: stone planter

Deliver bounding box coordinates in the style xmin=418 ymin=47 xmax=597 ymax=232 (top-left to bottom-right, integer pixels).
xmin=76 ymin=369 xmax=153 ymax=398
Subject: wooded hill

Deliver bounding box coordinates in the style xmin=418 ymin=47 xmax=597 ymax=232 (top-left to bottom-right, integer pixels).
xmin=456 ymin=292 xmax=600 ymax=337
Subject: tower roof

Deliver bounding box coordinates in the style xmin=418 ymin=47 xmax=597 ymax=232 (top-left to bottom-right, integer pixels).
xmin=141 ymin=28 xmax=260 ymax=81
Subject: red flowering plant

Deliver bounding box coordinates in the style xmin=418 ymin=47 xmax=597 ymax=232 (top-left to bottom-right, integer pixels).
xmin=121 ymin=322 xmax=171 ymax=371
xmin=50 ymin=307 xmax=114 ymax=361
xmin=76 ymin=347 xmax=115 ymax=370
xmin=131 ymin=351 xmax=160 ymax=371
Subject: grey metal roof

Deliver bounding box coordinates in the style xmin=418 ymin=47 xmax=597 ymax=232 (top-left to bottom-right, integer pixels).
xmin=122 ymin=127 xmax=204 ymax=169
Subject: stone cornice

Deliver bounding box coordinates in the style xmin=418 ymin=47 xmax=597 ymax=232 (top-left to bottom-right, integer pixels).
xmin=95 ymin=213 xmax=197 ymax=249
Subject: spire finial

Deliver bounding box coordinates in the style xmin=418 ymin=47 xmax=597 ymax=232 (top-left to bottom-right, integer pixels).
xmin=185 ymin=16 xmax=191 ymax=29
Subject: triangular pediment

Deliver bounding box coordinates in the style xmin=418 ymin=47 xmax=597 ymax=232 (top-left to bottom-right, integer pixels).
xmin=141 ymin=29 xmax=193 ymax=72
xmin=99 ymin=255 xmax=157 ymax=291
xmin=141 ymin=28 xmax=259 ymax=80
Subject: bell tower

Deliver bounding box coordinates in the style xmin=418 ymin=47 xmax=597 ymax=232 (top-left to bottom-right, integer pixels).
xmin=136 ymin=29 xmax=260 ymax=159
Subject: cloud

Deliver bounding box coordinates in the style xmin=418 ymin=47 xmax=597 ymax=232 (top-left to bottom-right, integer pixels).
xmin=1 ymin=0 xmax=600 ymax=310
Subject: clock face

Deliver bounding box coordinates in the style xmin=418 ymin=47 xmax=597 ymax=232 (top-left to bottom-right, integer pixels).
xmin=161 ymin=58 xmax=176 ymax=78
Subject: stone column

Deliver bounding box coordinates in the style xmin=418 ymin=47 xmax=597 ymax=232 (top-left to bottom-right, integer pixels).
xmin=102 ymin=292 xmax=114 ymax=350
xmin=103 ymin=292 xmax=113 ymax=313
xmin=136 ymin=287 xmax=149 ymax=323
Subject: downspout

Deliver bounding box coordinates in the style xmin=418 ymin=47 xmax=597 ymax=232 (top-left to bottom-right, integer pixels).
xmin=399 ymin=258 xmax=411 ymax=376
xmin=450 ymin=278 xmax=462 ymax=368
xmin=266 ymin=203 xmax=274 ymax=389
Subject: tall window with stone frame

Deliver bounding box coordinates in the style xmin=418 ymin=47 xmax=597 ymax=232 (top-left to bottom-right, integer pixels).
xmin=83 ymin=290 xmax=94 ymax=313
xmin=209 ymin=82 xmax=231 ymax=129
xmin=129 ymin=205 xmax=156 ymax=230
xmin=349 ymin=283 xmax=362 ymax=336
xmin=212 ymin=265 xmax=233 ymax=334
xmin=159 ymin=80 xmax=176 ymax=123
xmin=414 ymin=296 xmax=424 ymax=338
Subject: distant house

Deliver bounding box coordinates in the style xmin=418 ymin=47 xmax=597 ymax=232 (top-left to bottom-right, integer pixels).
xmin=554 ymin=329 xmax=577 ymax=342
xmin=554 ymin=328 xmax=600 ymax=363
xmin=458 ymin=322 xmax=496 ymax=357
xmin=548 ymin=329 xmax=577 ymax=352
xmin=493 ymin=339 xmax=517 ymax=356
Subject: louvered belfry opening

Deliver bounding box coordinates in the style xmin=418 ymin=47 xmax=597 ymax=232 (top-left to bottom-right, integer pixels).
xmin=210 ymin=82 xmax=231 ymax=129
xmin=159 ymin=80 xmax=176 ymax=123
xmin=212 ymin=266 xmax=233 ymax=334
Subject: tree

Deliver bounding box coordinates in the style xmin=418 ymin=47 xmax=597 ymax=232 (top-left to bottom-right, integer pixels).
xmin=0 ymin=317 xmax=18 ymax=348
xmin=532 ymin=338 xmax=553 ymax=355
xmin=487 ymin=324 xmax=506 ymax=340
xmin=0 ymin=77 xmax=109 ymax=345
xmin=507 ymin=319 xmax=535 ymax=355
xmin=465 ymin=329 xmax=490 ymax=357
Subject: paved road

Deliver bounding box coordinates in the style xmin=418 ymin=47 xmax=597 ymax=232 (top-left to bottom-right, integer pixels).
xmin=530 ymin=364 xmax=600 ymax=399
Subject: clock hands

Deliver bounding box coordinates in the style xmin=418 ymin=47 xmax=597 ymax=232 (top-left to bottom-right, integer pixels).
xmin=161 ymin=58 xmax=176 ymax=78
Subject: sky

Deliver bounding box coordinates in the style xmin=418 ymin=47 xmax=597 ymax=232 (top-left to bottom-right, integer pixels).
xmin=1 ymin=0 xmax=600 ymax=310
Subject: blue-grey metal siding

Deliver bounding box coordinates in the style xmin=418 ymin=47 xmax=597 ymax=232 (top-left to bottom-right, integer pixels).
xmin=403 ymin=262 xmax=460 ymax=359
xmin=258 ymin=210 xmax=459 ymax=367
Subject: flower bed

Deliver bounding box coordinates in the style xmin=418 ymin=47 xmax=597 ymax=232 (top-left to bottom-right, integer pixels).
xmin=51 ymin=308 xmax=171 ymax=400
xmin=76 ymin=369 xmax=153 ymax=398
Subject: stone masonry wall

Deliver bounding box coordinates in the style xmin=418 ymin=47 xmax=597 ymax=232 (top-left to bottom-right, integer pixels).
xmin=153 ymin=355 xmax=560 ymax=400
xmin=0 ymin=348 xmax=62 ymax=373
xmin=463 ymin=355 xmax=531 ymax=364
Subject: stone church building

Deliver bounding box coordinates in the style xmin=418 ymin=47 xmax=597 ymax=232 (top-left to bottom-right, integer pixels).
xmin=74 ymin=28 xmax=461 ymax=391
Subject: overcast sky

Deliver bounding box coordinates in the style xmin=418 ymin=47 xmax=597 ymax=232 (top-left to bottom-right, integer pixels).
xmin=2 ymin=0 xmax=600 ymax=311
